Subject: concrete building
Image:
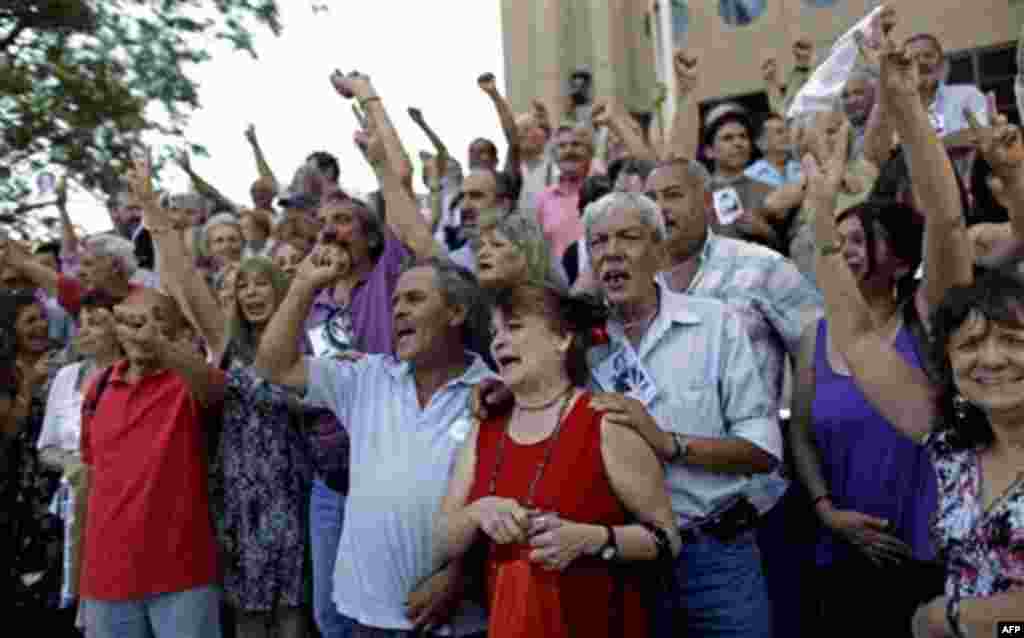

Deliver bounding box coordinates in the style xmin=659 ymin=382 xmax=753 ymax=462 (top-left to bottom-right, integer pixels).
xmin=501 ymin=0 xmax=1022 ymax=128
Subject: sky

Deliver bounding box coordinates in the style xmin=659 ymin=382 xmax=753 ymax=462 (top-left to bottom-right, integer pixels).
xmin=69 ymin=1 xmax=507 ymax=234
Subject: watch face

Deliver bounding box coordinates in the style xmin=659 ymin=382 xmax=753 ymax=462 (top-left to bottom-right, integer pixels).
xmin=601 ymin=545 xmax=616 ymax=561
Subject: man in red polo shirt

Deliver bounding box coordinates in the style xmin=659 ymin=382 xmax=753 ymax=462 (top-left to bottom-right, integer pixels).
xmin=81 ymin=288 xmax=225 ymax=638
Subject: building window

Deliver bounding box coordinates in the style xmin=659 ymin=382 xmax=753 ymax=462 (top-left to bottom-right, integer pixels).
xmin=947 ymin=42 xmax=1018 ymax=122
xmin=803 ymin=0 xmax=839 ymax=6
xmin=718 ymin=0 xmax=766 ymax=28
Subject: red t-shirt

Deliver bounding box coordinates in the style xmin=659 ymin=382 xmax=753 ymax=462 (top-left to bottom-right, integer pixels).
xmin=80 ymin=361 xmax=224 ymax=600
xmin=57 ymin=274 xmax=141 ymax=316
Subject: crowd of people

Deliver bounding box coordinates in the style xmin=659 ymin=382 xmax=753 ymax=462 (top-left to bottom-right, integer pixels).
xmin=1 ymin=6 xmax=1023 ymax=638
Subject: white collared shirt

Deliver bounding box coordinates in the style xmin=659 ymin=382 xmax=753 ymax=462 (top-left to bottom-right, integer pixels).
xmin=589 ymin=285 xmax=781 ymax=522
xmin=305 ymin=353 xmax=492 ymax=633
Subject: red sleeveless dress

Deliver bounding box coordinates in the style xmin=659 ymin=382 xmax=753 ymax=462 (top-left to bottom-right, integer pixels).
xmin=466 ymin=392 xmax=648 ymax=638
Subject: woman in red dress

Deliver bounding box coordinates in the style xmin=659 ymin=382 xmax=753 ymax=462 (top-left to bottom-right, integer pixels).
xmin=435 ymin=282 xmax=680 ymax=638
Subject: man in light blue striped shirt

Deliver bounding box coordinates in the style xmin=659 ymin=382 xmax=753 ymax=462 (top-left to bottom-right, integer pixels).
xmin=582 ymin=192 xmax=779 ymax=638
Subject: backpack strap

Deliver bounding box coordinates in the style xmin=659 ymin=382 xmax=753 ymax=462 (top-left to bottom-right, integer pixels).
xmin=82 ymin=365 xmax=114 ymax=420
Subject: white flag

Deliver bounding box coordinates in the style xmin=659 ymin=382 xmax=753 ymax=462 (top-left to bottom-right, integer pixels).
xmin=787 ymin=5 xmax=886 ymax=119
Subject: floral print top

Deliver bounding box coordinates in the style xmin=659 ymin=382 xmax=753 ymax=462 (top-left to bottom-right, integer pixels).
xmin=928 ymin=429 xmax=1024 ymax=598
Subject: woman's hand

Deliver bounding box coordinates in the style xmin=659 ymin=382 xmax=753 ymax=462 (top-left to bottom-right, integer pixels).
xmin=469 ymin=378 xmax=514 ymax=421
xmin=472 ymin=496 xmax=530 ymax=545
xmin=527 ymin=513 xmax=601 ymax=571
xmin=819 ymin=505 xmax=911 ymax=566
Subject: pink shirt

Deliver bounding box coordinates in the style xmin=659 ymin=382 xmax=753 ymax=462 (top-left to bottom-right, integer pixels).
xmin=535 ymin=180 xmax=584 ymax=263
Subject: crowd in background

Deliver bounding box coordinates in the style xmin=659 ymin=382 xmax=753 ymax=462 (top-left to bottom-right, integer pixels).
xmin=1 ymin=6 xmax=1023 ymax=638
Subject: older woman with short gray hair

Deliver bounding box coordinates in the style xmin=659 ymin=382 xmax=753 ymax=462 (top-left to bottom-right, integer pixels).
xmin=474 ymin=208 xmax=555 ymax=290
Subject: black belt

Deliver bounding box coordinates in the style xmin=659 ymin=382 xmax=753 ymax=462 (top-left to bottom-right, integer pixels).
xmin=679 ymin=497 xmax=759 ymax=544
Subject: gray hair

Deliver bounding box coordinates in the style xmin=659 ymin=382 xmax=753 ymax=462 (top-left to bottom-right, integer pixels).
xmin=476 ymin=208 xmax=558 ymax=285
xmin=399 ymin=256 xmax=490 ymax=357
xmin=582 ymin=192 xmax=667 ymax=245
xmin=161 ymin=191 xmax=211 ymax=213
xmin=202 ymin=212 xmax=241 ymax=245
xmin=83 ymin=234 xmax=138 ymax=276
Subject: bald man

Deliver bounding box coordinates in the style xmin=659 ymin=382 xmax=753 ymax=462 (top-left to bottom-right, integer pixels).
xmin=81 ymin=289 xmax=226 ymax=638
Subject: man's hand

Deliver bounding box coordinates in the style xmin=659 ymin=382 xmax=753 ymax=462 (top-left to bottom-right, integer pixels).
xmin=477 ymin=72 xmax=499 ymax=97
xmin=126 ymin=150 xmax=166 ymax=232
xmin=673 ymin=50 xmax=698 ymax=97
xmin=329 ymin=69 xmax=374 ymax=101
xmin=531 ymin=99 xmax=551 ymax=130
xmin=793 ymin=39 xmax=814 ymax=68
xmin=407 ymin=107 xmax=426 ymax=126
xmin=294 ymin=244 xmax=346 ymax=291
xmin=469 ymin=378 xmax=514 ymax=421
xmin=761 ymin=58 xmax=779 ymax=86
xmin=589 ymin=393 xmax=672 ymax=458
xmin=244 ymin=124 xmax=258 ymax=146
xmin=591 ymin=99 xmax=613 ymax=129
xmin=966 ymin=101 xmax=1024 ymax=180
xmin=406 ymin=564 xmax=465 ymax=631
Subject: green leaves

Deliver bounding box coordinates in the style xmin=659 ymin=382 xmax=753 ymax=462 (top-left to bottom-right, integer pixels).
xmin=0 ymin=0 xmax=282 ymax=239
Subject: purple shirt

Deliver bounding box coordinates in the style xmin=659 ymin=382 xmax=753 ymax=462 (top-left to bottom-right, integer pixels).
xmin=306 ymin=227 xmax=409 ymax=355
xmin=811 ymin=318 xmax=938 ymax=565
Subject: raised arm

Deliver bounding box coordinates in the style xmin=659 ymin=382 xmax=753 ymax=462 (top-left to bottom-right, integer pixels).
xmin=806 ymin=120 xmax=936 ymax=443
xmin=408 ymin=107 xmax=452 ymax=173
xmin=781 ymin=40 xmax=815 ymax=114
xmin=177 ymin=149 xmax=237 ymax=213
xmin=664 ymin=50 xmax=700 ymax=162
xmin=355 ymin=124 xmax=439 ymax=259
xmin=127 ymin=154 xmax=228 ymax=361
xmin=967 ymin=103 xmax=1024 ymax=244
xmin=331 ymin=71 xmax=413 ymax=188
xmin=147 ymin=319 xmax=225 ymax=409
xmin=478 ymin=73 xmax=521 ymax=172
xmin=254 ymin=247 xmax=344 ymax=389
xmin=244 ymin=124 xmax=279 ymax=189
xmin=55 ymin=177 xmax=79 ymax=258
xmin=0 ymin=238 xmax=59 ymax=296
xmin=762 ymin=58 xmax=787 ymax=116
xmin=867 ymin=32 xmax=972 ymax=317
xmin=591 ymin=99 xmax=655 ymax=163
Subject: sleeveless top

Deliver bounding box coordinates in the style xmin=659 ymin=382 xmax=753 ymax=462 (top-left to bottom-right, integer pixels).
xmin=466 ymin=393 xmax=647 ymax=638
xmin=811 ymin=318 xmax=938 ymax=566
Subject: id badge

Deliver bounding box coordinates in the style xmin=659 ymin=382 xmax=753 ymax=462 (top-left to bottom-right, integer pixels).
xmin=594 ymin=347 xmax=658 ymax=407
xmin=308 ymin=311 xmax=352 ymax=358
xmin=712 ymin=187 xmax=744 ymax=226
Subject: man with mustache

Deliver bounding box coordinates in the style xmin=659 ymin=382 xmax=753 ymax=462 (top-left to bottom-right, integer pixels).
xmin=904 ymin=33 xmax=987 ymax=140
xmin=534 ymin=124 xmax=600 ymax=278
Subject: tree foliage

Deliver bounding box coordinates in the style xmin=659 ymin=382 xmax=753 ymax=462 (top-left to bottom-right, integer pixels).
xmin=0 ymin=0 xmax=283 ymax=239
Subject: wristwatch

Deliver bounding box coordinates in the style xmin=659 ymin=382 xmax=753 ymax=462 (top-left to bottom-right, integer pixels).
xmin=671 ymin=432 xmax=692 ymax=463
xmin=598 ymin=525 xmax=618 ymax=561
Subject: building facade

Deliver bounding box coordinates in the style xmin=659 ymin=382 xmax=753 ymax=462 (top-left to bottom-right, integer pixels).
xmin=501 ymin=0 xmax=1022 ymax=126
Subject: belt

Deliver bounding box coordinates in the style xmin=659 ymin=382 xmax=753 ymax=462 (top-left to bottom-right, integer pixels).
xmin=679 ymin=497 xmax=759 ymax=544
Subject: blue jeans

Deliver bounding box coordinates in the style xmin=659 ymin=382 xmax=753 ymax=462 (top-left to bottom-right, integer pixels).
xmin=311 ymin=478 xmax=353 ymax=638
xmin=654 ymin=529 xmax=772 ymax=638
xmin=85 ymin=584 xmax=221 ymax=638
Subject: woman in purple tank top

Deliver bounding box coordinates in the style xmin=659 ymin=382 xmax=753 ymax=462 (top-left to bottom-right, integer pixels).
xmin=790 ymin=201 xmax=945 ymax=636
